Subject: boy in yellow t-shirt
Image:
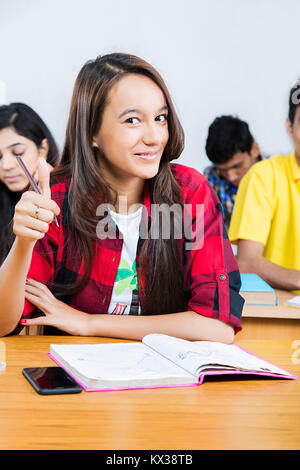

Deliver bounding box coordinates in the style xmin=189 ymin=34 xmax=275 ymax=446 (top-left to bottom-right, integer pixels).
xmin=229 ymin=82 xmax=300 ymax=294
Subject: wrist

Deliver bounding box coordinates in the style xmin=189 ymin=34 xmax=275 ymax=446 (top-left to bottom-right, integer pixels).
xmin=81 ymin=312 xmax=95 ymax=336
xmin=15 ymin=236 xmax=36 ymax=254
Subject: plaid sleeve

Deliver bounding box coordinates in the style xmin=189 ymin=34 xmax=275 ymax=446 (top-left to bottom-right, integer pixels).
xmin=183 ymin=176 xmax=244 ymax=333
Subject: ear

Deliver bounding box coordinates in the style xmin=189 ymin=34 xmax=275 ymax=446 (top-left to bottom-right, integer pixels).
xmin=38 ymin=138 xmax=49 ymax=160
xmin=286 ymin=117 xmax=293 ymax=139
xmin=92 ymin=141 xmax=101 ymax=151
xmin=250 ymin=141 xmax=260 ymax=159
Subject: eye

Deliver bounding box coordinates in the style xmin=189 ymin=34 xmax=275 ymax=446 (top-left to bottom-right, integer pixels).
xmin=13 ymin=152 xmax=24 ymax=157
xmin=155 ymin=114 xmax=168 ymax=122
xmin=125 ymin=117 xmax=140 ymax=124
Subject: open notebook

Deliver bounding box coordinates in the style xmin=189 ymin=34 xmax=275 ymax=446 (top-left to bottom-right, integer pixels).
xmin=284 ymin=295 xmax=300 ymax=308
xmin=49 ymin=334 xmax=297 ymax=392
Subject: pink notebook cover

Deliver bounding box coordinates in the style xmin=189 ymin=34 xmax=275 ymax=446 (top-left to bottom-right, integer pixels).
xmin=48 ymin=345 xmax=297 ymax=392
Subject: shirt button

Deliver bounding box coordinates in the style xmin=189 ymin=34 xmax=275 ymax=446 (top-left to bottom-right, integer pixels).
xmin=219 ymin=274 xmax=226 ymax=281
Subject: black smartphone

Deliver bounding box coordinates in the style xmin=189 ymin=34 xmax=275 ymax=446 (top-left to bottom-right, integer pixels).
xmin=22 ymin=366 xmax=82 ymax=395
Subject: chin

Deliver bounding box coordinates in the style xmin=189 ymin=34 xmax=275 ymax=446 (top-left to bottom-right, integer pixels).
xmin=139 ymin=167 xmax=160 ymax=180
xmin=5 ymin=182 xmax=26 ymax=192
xmin=138 ymin=159 xmax=162 ymax=180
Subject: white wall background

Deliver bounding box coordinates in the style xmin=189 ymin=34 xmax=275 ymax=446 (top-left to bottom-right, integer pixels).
xmin=1 ymin=0 xmax=299 ymax=171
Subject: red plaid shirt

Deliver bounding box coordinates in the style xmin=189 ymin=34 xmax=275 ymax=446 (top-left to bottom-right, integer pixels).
xmin=15 ymin=163 xmax=243 ymax=334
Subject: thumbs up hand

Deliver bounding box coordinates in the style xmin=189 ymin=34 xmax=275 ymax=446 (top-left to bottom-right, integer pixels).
xmin=13 ymin=158 xmax=60 ymax=242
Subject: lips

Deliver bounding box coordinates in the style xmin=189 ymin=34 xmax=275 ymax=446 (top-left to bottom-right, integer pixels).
xmin=4 ymin=175 xmax=21 ymax=183
xmin=134 ymin=151 xmax=158 ymax=161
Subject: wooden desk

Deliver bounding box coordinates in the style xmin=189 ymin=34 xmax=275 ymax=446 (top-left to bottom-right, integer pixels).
xmin=239 ymin=290 xmax=300 ymax=340
xmin=0 ymin=335 xmax=299 ymax=450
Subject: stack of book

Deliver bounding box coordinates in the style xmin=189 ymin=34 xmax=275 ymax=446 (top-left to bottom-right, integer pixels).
xmin=240 ymin=273 xmax=278 ymax=306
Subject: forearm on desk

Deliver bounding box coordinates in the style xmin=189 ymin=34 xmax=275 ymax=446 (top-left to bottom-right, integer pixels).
xmin=21 ymin=286 xmax=234 ymax=343
xmin=237 ymin=242 xmax=300 ymax=291
xmin=86 ymin=310 xmax=235 ymax=343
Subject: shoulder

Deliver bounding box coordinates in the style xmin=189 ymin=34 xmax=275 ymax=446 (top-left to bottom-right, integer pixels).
xmin=254 ymin=153 xmax=289 ymax=172
xmin=170 ymin=162 xmax=207 ymax=186
xmin=170 ymin=163 xmax=220 ymax=209
xmin=241 ymin=153 xmax=290 ymax=187
xmin=170 ymin=162 xmax=209 ymax=191
xmin=267 ymin=153 xmax=292 ymax=172
xmin=202 ymin=164 xmax=215 ymax=178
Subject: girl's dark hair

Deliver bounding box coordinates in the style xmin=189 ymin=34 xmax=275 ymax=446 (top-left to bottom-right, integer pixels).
xmin=0 ymin=102 xmax=59 ymax=264
xmin=53 ymin=52 xmax=186 ymax=315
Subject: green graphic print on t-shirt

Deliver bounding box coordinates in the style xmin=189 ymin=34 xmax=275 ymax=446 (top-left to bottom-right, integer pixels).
xmin=114 ymin=258 xmax=140 ymax=315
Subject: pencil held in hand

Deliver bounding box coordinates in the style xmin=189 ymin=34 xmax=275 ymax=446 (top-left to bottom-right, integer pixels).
xmin=16 ymin=156 xmax=59 ymax=227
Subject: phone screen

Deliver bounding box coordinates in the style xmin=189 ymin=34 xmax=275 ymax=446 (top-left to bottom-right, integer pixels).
xmin=23 ymin=366 xmax=82 ymax=394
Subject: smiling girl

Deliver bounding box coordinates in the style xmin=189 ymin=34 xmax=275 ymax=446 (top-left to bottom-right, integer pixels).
xmin=0 ymin=103 xmax=59 ymax=264
xmin=0 ymin=54 xmax=244 ymax=340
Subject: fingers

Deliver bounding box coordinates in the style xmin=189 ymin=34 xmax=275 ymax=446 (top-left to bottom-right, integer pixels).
xmin=20 ymin=190 xmax=60 ymax=215
xmin=25 ymin=278 xmax=54 ymax=299
xmin=16 ymin=200 xmax=54 ymax=225
xmin=14 ymin=211 xmax=51 ymax=238
xmin=24 ymin=279 xmax=54 ymax=316
xmin=20 ymin=316 xmax=48 ymax=326
xmin=13 ymin=190 xmax=60 ymax=241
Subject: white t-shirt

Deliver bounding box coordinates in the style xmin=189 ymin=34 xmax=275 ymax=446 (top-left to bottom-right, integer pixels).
xmin=107 ymin=207 xmax=143 ymax=315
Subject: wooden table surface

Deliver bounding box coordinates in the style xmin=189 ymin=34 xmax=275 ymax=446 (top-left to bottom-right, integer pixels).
xmin=243 ymin=289 xmax=300 ymax=319
xmin=1 ymin=335 xmax=299 ymax=450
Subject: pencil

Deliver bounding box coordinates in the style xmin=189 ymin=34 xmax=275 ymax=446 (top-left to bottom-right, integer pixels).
xmin=16 ymin=155 xmax=59 ymax=227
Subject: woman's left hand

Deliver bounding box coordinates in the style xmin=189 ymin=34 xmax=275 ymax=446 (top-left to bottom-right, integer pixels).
xmin=22 ymin=278 xmax=90 ymax=335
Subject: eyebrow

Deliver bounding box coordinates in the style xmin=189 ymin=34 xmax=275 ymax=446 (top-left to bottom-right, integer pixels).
xmin=7 ymin=142 xmax=26 ymax=149
xmin=217 ymin=162 xmax=243 ymax=172
xmin=118 ymin=105 xmax=168 ymax=119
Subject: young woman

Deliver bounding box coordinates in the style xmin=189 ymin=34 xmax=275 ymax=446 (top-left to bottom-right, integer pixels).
xmin=0 ymin=53 xmax=244 ymax=341
xmin=0 ymin=103 xmax=59 ymax=264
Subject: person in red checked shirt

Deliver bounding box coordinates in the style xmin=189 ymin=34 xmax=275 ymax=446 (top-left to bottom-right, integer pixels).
xmin=0 ymin=53 xmax=244 ymax=341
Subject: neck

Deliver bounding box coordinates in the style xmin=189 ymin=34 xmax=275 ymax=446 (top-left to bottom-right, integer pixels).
xmin=98 ymin=161 xmax=145 ymax=214
xmin=115 ymin=180 xmax=145 ymax=214
xmin=105 ymin=175 xmax=144 ymax=214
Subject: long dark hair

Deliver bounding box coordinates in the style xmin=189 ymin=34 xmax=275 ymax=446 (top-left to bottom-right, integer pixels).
xmin=53 ymin=53 xmax=187 ymax=315
xmin=0 ymin=103 xmax=59 ymax=264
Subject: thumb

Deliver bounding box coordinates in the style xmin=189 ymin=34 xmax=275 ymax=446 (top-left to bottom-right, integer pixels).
xmin=37 ymin=158 xmax=51 ymax=198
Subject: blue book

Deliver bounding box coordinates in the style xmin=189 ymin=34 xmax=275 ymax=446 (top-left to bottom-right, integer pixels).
xmin=240 ymin=273 xmax=278 ymax=306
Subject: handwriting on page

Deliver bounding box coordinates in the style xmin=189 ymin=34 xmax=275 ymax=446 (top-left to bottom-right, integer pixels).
xmin=144 ymin=335 xmax=286 ymax=376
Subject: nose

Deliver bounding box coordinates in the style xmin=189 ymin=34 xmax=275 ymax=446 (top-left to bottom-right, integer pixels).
xmin=226 ymin=169 xmax=239 ymax=185
xmin=1 ymin=153 xmax=17 ymax=171
xmin=142 ymin=121 xmax=164 ymax=146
